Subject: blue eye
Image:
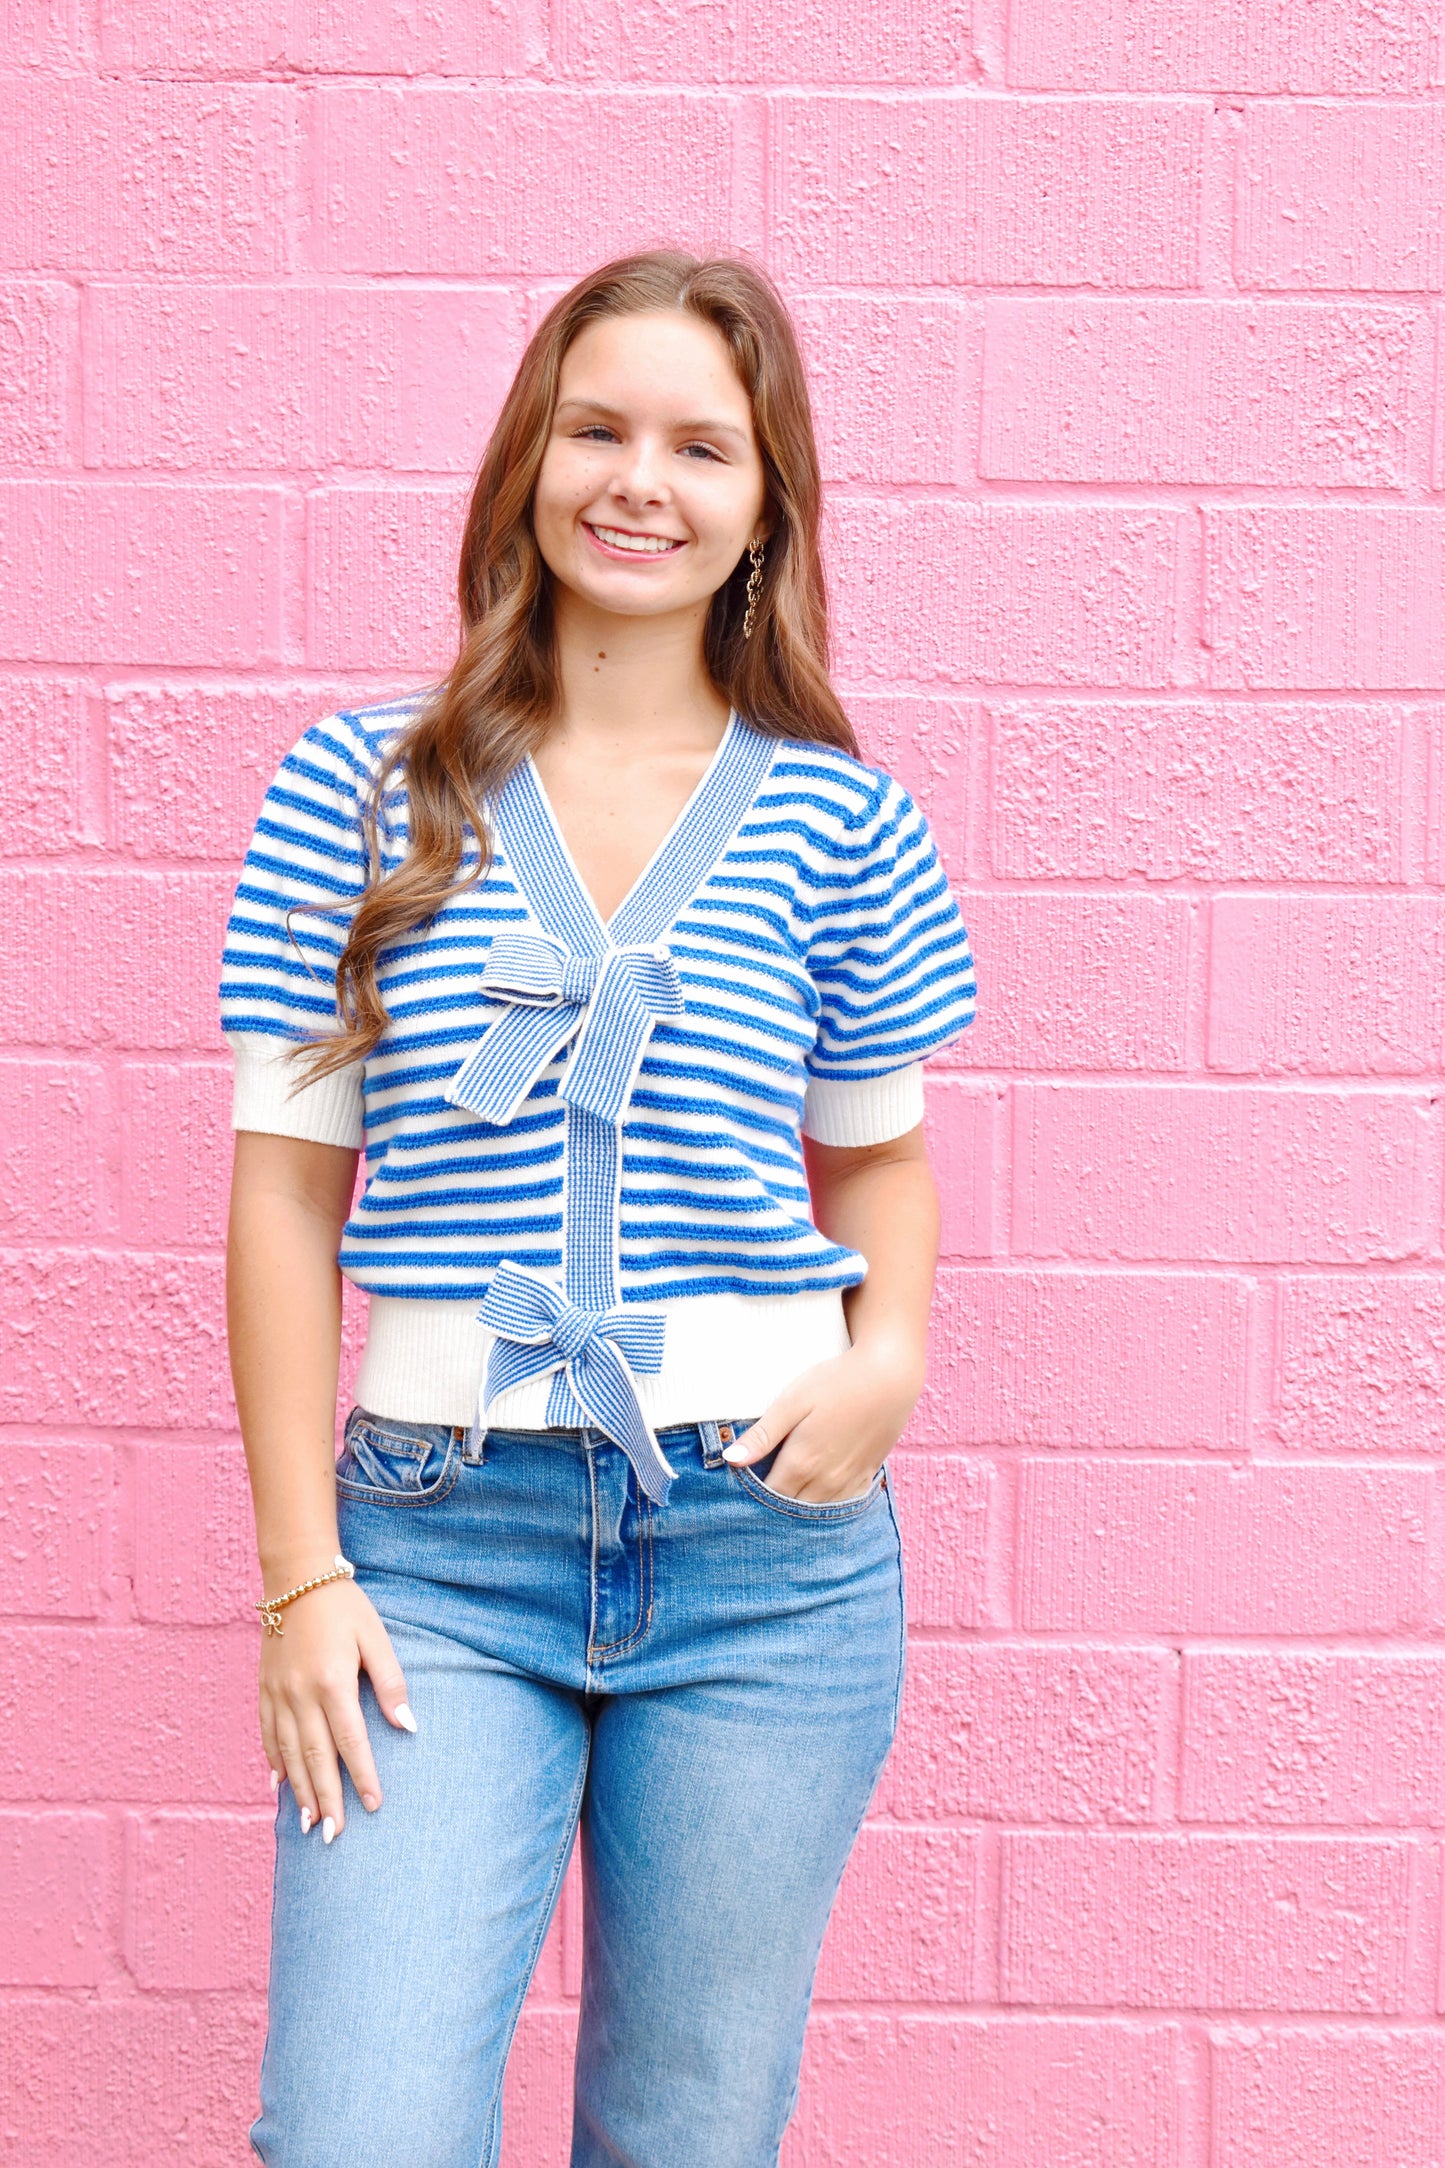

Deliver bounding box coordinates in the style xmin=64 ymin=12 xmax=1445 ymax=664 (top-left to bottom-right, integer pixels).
xmin=681 ymin=443 xmax=723 ymax=462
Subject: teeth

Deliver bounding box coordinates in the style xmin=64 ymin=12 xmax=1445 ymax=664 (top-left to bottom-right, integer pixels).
xmin=589 ymin=524 xmax=681 ymax=555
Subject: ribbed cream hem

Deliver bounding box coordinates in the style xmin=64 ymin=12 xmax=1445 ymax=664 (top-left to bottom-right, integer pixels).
xmin=802 ymin=1063 xmax=925 ymax=1146
xmin=229 ymin=1036 xmax=365 ymax=1150
xmin=352 ymin=1288 xmax=854 ymax=1429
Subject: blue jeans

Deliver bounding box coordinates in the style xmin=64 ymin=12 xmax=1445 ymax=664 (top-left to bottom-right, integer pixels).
xmin=251 ymin=1406 xmax=906 ymax=2168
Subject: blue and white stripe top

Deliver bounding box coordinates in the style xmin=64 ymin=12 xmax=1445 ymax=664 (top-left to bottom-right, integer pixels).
xmin=219 ymin=695 xmax=977 ymax=1492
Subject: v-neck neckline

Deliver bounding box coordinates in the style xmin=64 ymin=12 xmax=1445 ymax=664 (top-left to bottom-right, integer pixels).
xmin=523 ymin=710 xmax=740 ymax=940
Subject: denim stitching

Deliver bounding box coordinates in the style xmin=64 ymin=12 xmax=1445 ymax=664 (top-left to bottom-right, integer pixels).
xmin=728 ymin=1461 xmax=885 ymax=1523
xmin=588 ymin=1489 xmax=654 ymax=1660
xmin=333 ymin=1437 xmax=462 ymax=1509
xmin=473 ymin=1734 xmax=590 ymax=2168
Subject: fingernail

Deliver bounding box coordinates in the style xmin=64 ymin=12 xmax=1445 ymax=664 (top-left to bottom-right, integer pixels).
xmin=299 ymin=1807 xmax=313 ymax=1835
xmin=322 ymin=1817 xmax=336 ymax=1845
xmin=362 ymin=1791 xmax=380 ymax=1812
xmin=722 ymin=1443 xmax=748 ymax=1462
xmin=269 ymin=1767 xmax=279 ymax=1794
xmin=394 ymin=1703 xmax=418 ymax=1733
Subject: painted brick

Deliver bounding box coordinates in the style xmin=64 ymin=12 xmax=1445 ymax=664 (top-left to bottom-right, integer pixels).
xmin=119 ymin=1063 xmax=231 ymax=1249
xmin=0 ymin=1813 xmax=107 ymax=1987
xmin=1275 ymin=1275 xmax=1445 ymax=1455
xmin=1014 ymin=1083 xmax=1433 ymax=1265
xmin=0 ymin=1059 xmax=107 ymax=1241
xmin=990 ymin=701 xmax=1404 ymax=884
xmin=924 ymin=1081 xmax=996 ymax=1259
xmin=828 ymin=500 xmax=1184 ymax=687
xmin=887 ymin=1450 xmax=994 ymax=1629
xmin=1206 ymin=508 xmax=1445 ymax=691
xmin=795 ymin=295 xmax=970 ymax=484
xmin=0 ymin=81 xmax=295 ymax=275
xmin=96 ymin=0 xmax=288 ymax=69
xmin=877 ymin=1643 xmax=1169 ymax=1825
xmin=124 ymin=1812 xmax=271 ymax=1991
xmin=307 ymin=485 xmax=464 ymax=671
xmin=1010 ymin=0 xmax=1437 ymax=92
xmin=981 ymin=300 xmax=1429 ymax=487
xmin=939 ymin=894 xmax=1190 ymax=1072
xmin=3 ymin=0 xmax=78 ymax=67
xmin=98 ymin=0 xmax=535 ymax=74
xmin=1018 ymin=1461 xmax=1427 ymax=1636
xmin=814 ymin=1826 xmax=981 ymax=2003
xmin=0 ymin=1441 xmax=108 ymax=1620
xmin=0 ymin=1252 xmax=233 ymax=1433
xmin=1213 ymin=2027 xmax=1445 ymax=2168
xmin=0 ymin=1628 xmax=260 ymax=1804
xmin=558 ymin=0 xmax=975 ymax=84
xmin=310 ymin=87 xmax=735 ymax=275
xmin=770 ymin=96 xmax=1207 ymax=287
xmin=1239 ymin=105 xmax=1445 ymax=292
xmin=131 ymin=1444 xmax=256 ymax=1627
xmin=6 ymin=870 xmax=234 ymax=1050
xmin=106 ymin=683 xmax=323 ymax=861
xmin=1210 ymin=896 xmax=1445 ymax=1075
xmin=87 ymin=284 xmax=524 ymax=472
xmin=1428 ymin=706 xmax=1445 ymax=880
xmin=1001 ymin=1832 xmax=1416 ymax=2012
xmin=0 ymin=281 xmax=74 ymax=466
xmin=0 ymin=677 xmax=94 ymax=855
xmin=846 ymin=694 xmax=974 ymax=875
xmin=0 ymin=485 xmax=287 ymax=667
xmin=918 ymin=1267 xmax=1249 ymax=1452
xmin=1183 ymin=1654 xmax=1445 ymax=1827
xmin=786 ymin=2016 xmax=1189 ymax=2168
xmin=503 ymin=2010 xmax=581 ymax=2166
xmin=0 ymin=1995 xmax=266 ymax=2166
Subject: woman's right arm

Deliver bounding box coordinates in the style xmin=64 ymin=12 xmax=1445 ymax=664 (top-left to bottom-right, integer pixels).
xmin=227 ymin=1129 xmax=415 ymax=1842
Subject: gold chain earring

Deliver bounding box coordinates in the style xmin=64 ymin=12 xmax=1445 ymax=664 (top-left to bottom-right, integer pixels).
xmin=742 ymin=537 xmax=765 ymax=641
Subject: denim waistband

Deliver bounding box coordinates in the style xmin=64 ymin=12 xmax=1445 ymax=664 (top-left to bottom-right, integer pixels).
xmin=345 ymin=1405 xmax=759 ymax=1470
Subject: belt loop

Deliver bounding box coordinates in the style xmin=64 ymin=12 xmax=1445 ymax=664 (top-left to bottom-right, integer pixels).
xmin=699 ymin=1419 xmax=727 ymax=1469
xmin=460 ymin=1415 xmax=487 ymax=1466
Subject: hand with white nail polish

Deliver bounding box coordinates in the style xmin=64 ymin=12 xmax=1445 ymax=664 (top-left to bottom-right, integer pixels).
xmin=257 ymin=1570 xmax=417 ymax=1845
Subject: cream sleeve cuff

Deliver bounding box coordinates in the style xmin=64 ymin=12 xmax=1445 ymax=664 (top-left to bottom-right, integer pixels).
xmin=228 ymin=1034 xmax=366 ymax=1150
xmin=801 ymin=1062 xmax=925 ymax=1147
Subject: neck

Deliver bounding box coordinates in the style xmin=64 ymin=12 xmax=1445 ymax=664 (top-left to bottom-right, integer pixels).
xmin=549 ymin=589 xmax=731 ymax=753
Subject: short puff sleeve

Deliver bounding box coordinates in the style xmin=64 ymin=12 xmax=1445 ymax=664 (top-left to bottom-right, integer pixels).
xmin=217 ymin=713 xmax=374 ymax=1149
xmin=801 ymin=772 xmax=976 ymax=1146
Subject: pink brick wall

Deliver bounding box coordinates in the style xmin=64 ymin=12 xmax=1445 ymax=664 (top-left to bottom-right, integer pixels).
xmin=3 ymin=4 xmax=1443 ymax=2162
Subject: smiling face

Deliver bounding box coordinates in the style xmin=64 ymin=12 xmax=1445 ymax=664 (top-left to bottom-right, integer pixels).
xmin=531 ymin=309 xmax=769 ymax=628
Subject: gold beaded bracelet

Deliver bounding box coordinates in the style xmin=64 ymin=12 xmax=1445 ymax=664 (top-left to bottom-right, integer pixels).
xmin=255 ymin=1553 xmax=356 ymax=1637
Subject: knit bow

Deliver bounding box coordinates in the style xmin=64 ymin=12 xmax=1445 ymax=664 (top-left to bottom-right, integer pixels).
xmin=478 ymin=1260 xmax=672 ymax=1502
xmin=444 ymin=930 xmax=684 ymax=1128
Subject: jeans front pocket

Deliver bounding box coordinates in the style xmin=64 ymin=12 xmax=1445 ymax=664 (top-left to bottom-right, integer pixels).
xmin=334 ymin=1407 xmax=461 ymax=1507
xmin=728 ymin=1452 xmax=887 ymax=1525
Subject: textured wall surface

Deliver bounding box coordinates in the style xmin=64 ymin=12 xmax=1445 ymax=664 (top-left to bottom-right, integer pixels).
xmin=3 ymin=2 xmax=1444 ymax=2162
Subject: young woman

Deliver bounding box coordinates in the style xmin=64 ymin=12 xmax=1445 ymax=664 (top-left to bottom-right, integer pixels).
xmin=222 ymin=250 xmax=977 ymax=2168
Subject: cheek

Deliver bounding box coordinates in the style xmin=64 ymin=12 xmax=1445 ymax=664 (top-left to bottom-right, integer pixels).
xmin=532 ymin=453 xmax=590 ymax=538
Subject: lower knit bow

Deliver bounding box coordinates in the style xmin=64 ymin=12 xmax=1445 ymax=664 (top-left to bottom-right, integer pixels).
xmin=445 ymin=930 xmax=684 ymax=1127
xmin=478 ymin=1260 xmax=672 ymax=1503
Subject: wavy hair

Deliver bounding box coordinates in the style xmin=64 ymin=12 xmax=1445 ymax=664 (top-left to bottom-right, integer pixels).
xmin=297 ymin=249 xmax=858 ymax=1082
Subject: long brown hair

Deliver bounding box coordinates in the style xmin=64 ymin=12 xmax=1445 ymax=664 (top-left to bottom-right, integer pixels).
xmin=298 ymin=249 xmax=858 ymax=1082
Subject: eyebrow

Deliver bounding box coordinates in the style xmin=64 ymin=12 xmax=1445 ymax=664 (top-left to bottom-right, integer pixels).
xmin=554 ymin=397 xmax=751 ymax=446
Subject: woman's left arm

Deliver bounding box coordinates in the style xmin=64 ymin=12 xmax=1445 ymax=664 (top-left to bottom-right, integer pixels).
xmin=723 ymin=1126 xmax=938 ymax=1502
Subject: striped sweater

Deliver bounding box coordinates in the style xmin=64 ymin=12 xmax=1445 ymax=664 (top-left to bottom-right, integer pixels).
xmin=219 ymin=696 xmax=978 ymax=1489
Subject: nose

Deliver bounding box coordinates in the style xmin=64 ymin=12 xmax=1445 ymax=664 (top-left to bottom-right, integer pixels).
xmin=607 ymin=435 xmax=668 ymax=510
